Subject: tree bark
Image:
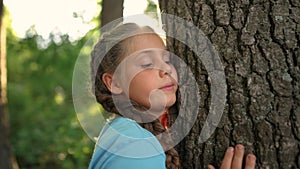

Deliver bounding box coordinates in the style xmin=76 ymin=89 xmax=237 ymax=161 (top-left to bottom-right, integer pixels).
xmin=100 ymin=0 xmax=124 ymax=31
xmin=0 ymin=2 xmax=19 ymax=169
xmin=159 ymin=0 xmax=300 ymax=168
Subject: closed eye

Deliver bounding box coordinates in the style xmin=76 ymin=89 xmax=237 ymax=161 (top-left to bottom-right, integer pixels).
xmin=141 ymin=63 xmax=153 ymax=68
xmin=165 ymin=60 xmax=171 ymax=64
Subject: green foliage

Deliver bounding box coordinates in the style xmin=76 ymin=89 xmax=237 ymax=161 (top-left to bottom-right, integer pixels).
xmin=7 ymin=26 xmax=98 ymax=169
xmin=144 ymin=0 xmax=158 ymax=19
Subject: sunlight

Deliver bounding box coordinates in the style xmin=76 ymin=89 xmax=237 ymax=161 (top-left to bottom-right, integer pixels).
xmin=123 ymin=0 xmax=148 ymax=16
xmin=4 ymin=0 xmax=159 ymax=40
xmin=4 ymin=0 xmax=99 ymax=39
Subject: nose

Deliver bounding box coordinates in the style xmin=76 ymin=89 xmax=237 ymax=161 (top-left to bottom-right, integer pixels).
xmin=159 ymin=61 xmax=172 ymax=77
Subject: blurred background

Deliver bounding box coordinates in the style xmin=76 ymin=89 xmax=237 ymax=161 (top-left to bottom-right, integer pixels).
xmin=4 ymin=0 xmax=158 ymax=168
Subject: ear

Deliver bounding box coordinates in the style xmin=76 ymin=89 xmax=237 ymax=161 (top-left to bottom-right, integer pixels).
xmin=102 ymin=73 xmax=123 ymax=94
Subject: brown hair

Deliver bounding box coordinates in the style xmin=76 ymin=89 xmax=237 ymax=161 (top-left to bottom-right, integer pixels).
xmin=91 ymin=23 xmax=180 ymax=169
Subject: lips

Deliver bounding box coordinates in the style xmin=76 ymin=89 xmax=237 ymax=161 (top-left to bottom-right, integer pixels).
xmin=159 ymin=82 xmax=176 ymax=90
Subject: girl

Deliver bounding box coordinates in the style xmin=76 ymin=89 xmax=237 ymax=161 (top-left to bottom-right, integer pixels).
xmin=89 ymin=23 xmax=256 ymax=169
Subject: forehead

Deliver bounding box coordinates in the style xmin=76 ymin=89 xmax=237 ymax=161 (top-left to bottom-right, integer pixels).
xmin=126 ymin=34 xmax=166 ymax=55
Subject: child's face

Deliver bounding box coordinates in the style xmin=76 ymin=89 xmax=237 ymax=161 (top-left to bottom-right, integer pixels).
xmin=117 ymin=34 xmax=178 ymax=112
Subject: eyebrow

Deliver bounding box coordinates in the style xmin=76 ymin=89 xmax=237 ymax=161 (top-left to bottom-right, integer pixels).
xmin=133 ymin=49 xmax=169 ymax=59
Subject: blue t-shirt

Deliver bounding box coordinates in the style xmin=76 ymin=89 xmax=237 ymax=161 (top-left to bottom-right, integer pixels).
xmin=88 ymin=116 xmax=166 ymax=169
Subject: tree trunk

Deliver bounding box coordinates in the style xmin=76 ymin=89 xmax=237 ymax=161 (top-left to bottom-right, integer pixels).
xmin=159 ymin=0 xmax=300 ymax=168
xmin=0 ymin=2 xmax=19 ymax=169
xmin=100 ymin=0 xmax=124 ymax=31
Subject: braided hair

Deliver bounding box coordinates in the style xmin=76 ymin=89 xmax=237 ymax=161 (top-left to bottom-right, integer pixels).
xmin=90 ymin=23 xmax=181 ymax=169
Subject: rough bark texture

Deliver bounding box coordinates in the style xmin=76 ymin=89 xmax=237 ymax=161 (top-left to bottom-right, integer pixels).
xmin=159 ymin=0 xmax=300 ymax=168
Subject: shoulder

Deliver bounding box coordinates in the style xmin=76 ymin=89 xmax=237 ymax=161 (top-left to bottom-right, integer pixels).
xmin=107 ymin=117 xmax=153 ymax=138
xmin=88 ymin=117 xmax=166 ymax=169
xmin=99 ymin=117 xmax=164 ymax=156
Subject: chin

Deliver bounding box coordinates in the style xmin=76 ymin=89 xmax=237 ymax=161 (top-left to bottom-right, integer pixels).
xmin=166 ymin=96 xmax=177 ymax=108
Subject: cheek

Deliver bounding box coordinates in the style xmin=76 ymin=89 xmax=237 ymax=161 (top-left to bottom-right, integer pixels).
xmin=128 ymin=74 xmax=153 ymax=99
xmin=171 ymin=67 xmax=178 ymax=82
xmin=168 ymin=95 xmax=177 ymax=106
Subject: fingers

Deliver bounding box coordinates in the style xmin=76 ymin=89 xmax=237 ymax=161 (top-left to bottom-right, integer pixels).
xmin=231 ymin=144 xmax=245 ymax=168
xmin=208 ymin=164 xmax=216 ymax=169
xmin=244 ymin=154 xmax=256 ymax=169
xmin=211 ymin=145 xmax=257 ymax=169
xmin=220 ymin=147 xmax=234 ymax=169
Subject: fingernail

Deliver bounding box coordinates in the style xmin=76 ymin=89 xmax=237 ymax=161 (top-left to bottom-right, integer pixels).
xmin=248 ymin=155 xmax=256 ymax=162
xmin=236 ymin=144 xmax=244 ymax=151
xmin=228 ymin=147 xmax=234 ymax=152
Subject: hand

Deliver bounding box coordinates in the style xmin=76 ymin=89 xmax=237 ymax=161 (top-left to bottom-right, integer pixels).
xmin=208 ymin=144 xmax=256 ymax=169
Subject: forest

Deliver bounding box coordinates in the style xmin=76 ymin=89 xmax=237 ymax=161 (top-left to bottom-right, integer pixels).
xmin=6 ymin=10 xmax=96 ymax=169
xmin=1 ymin=0 xmax=299 ymax=169
xmin=1 ymin=1 xmax=159 ymax=168
xmin=3 ymin=1 xmax=105 ymax=169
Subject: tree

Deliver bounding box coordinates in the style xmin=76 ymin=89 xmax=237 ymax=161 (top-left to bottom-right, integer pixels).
xmin=0 ymin=1 xmax=19 ymax=169
xmin=0 ymin=0 xmax=10 ymax=167
xmin=159 ymin=0 xmax=299 ymax=168
xmin=100 ymin=0 xmax=124 ymax=30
